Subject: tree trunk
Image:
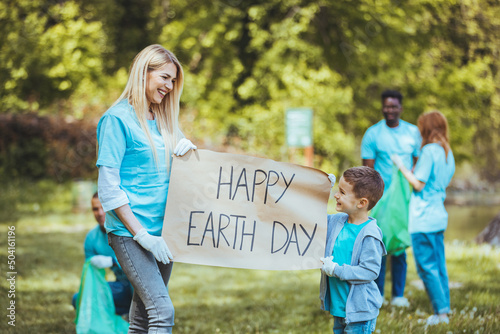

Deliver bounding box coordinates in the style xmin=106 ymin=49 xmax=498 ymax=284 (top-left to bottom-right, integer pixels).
xmin=476 ymin=212 xmax=500 ymax=246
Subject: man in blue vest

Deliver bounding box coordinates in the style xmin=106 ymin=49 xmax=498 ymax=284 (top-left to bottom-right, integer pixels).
xmin=72 ymin=192 xmax=133 ymax=316
xmin=361 ymin=90 xmax=421 ymax=307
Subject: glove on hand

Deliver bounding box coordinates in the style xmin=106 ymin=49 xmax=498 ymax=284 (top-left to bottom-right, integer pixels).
xmin=320 ymin=256 xmax=338 ymax=277
xmin=133 ymin=228 xmax=173 ymax=264
xmin=328 ymin=174 xmax=336 ymax=188
xmin=90 ymin=255 xmax=113 ymax=269
xmin=174 ymin=138 xmax=197 ymax=156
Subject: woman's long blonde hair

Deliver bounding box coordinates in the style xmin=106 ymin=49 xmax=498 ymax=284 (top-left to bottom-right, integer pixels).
xmin=417 ymin=110 xmax=451 ymax=160
xmin=113 ymin=44 xmax=184 ymax=169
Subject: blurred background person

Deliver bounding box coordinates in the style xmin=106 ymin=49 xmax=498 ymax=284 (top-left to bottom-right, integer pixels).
xmin=393 ymin=110 xmax=455 ymax=326
xmin=361 ymin=89 xmax=422 ymax=307
xmin=72 ymin=192 xmax=133 ymax=317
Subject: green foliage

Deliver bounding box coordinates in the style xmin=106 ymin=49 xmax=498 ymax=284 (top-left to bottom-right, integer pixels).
xmin=0 ymin=113 xmax=97 ymax=184
xmin=0 ymin=179 xmax=73 ymax=223
xmin=0 ymin=0 xmax=106 ymax=112
xmin=74 ymin=0 xmax=165 ymax=72
xmin=162 ymin=1 xmax=357 ymax=173
xmin=1 ymin=0 xmax=499 ymax=180
xmin=332 ymin=0 xmax=500 ymax=179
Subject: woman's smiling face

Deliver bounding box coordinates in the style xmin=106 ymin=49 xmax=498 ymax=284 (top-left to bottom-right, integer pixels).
xmin=146 ymin=62 xmax=178 ymax=106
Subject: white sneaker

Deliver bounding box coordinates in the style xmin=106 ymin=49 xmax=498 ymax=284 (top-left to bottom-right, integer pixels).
xmin=391 ymin=296 xmax=410 ymax=307
xmin=426 ymin=314 xmax=449 ymax=326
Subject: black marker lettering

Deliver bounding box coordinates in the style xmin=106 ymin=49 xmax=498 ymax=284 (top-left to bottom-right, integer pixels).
xmin=217 ymin=213 xmax=231 ymax=248
xmin=240 ymin=220 xmax=256 ymax=251
xmin=284 ymin=223 xmax=300 ymax=255
xmin=300 ymin=223 xmax=317 ymax=256
xmin=271 ymin=221 xmax=289 ymax=254
xmin=232 ymin=168 xmax=250 ymax=201
xmin=230 ymin=215 xmax=245 ymax=249
xmin=217 ymin=166 xmax=233 ymax=200
xmin=264 ymin=170 xmax=279 ymax=204
xmin=276 ymin=172 xmax=295 ymax=203
xmin=187 ymin=211 xmax=204 ymax=246
xmin=201 ymin=211 xmax=215 ymax=247
xmin=251 ymin=169 xmax=267 ymax=202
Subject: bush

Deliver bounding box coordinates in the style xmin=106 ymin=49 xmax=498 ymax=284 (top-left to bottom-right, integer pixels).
xmin=0 ymin=113 xmax=97 ymax=182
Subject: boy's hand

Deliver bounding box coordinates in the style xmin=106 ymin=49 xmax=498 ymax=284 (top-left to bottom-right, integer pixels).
xmin=320 ymin=256 xmax=338 ymax=277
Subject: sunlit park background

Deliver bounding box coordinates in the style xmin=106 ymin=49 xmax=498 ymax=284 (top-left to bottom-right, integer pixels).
xmin=1 ymin=0 xmax=500 ymax=333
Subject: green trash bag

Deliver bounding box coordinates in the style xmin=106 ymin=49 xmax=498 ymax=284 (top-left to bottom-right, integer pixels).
xmin=371 ymin=166 xmax=412 ymax=256
xmin=74 ymin=260 xmax=129 ymax=334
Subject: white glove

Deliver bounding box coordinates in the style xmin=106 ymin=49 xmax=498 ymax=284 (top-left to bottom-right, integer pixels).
xmin=320 ymin=256 xmax=338 ymax=277
xmin=133 ymin=228 xmax=173 ymax=264
xmin=391 ymin=154 xmax=405 ymax=171
xmin=174 ymin=138 xmax=197 ymax=156
xmin=328 ymin=174 xmax=336 ymax=188
xmin=90 ymin=255 xmax=113 ymax=269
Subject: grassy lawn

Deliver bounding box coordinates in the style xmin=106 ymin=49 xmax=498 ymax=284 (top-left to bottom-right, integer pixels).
xmin=1 ymin=182 xmax=499 ymax=333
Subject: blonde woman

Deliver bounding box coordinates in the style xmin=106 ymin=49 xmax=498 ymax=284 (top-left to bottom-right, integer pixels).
xmin=96 ymin=44 xmax=196 ymax=333
xmin=392 ymin=110 xmax=455 ymax=326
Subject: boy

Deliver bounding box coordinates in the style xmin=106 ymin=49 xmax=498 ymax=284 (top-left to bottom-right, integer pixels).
xmin=320 ymin=166 xmax=386 ymax=334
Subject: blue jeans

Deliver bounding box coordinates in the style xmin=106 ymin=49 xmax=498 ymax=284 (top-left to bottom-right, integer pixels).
xmin=109 ymin=233 xmax=174 ymax=334
xmin=411 ymin=231 xmax=450 ymax=314
xmin=375 ymin=251 xmax=407 ymax=298
xmin=333 ymin=317 xmax=377 ymax=334
xmin=72 ymin=279 xmax=133 ymax=315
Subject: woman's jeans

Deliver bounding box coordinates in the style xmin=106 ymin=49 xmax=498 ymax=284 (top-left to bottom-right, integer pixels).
xmin=411 ymin=231 xmax=450 ymax=314
xmin=375 ymin=251 xmax=407 ymax=298
xmin=333 ymin=317 xmax=377 ymax=334
xmin=109 ymin=233 xmax=174 ymax=334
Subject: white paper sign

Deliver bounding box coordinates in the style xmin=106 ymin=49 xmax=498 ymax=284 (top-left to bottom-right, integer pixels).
xmin=162 ymin=149 xmax=331 ymax=270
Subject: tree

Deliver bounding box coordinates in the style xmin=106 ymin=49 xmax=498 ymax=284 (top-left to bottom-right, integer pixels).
xmin=1 ymin=0 xmax=499 ymax=180
xmin=0 ymin=0 xmax=106 ymax=112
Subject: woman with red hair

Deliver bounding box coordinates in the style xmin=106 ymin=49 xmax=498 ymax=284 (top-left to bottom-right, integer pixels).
xmin=392 ymin=110 xmax=455 ymax=326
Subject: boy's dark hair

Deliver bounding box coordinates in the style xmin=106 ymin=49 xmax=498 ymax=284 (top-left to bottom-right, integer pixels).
xmin=381 ymin=89 xmax=403 ymax=104
xmin=343 ymin=166 xmax=384 ymax=210
xmin=92 ymin=191 xmax=99 ymax=199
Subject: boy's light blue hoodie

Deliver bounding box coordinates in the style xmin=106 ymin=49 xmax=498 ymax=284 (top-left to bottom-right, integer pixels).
xmin=320 ymin=213 xmax=387 ymax=324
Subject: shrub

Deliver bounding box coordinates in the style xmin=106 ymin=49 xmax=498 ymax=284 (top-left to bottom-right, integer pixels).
xmin=0 ymin=113 xmax=97 ymax=182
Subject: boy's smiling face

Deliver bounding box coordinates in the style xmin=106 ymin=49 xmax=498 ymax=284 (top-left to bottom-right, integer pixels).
xmin=334 ymin=176 xmax=363 ymax=215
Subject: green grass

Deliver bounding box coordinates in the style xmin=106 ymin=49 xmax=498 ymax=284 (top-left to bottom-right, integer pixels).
xmin=1 ymin=181 xmax=499 ymax=333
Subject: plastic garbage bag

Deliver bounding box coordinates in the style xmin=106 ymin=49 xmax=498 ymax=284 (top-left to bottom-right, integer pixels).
xmin=371 ymin=166 xmax=412 ymax=256
xmin=74 ymin=260 xmax=129 ymax=334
